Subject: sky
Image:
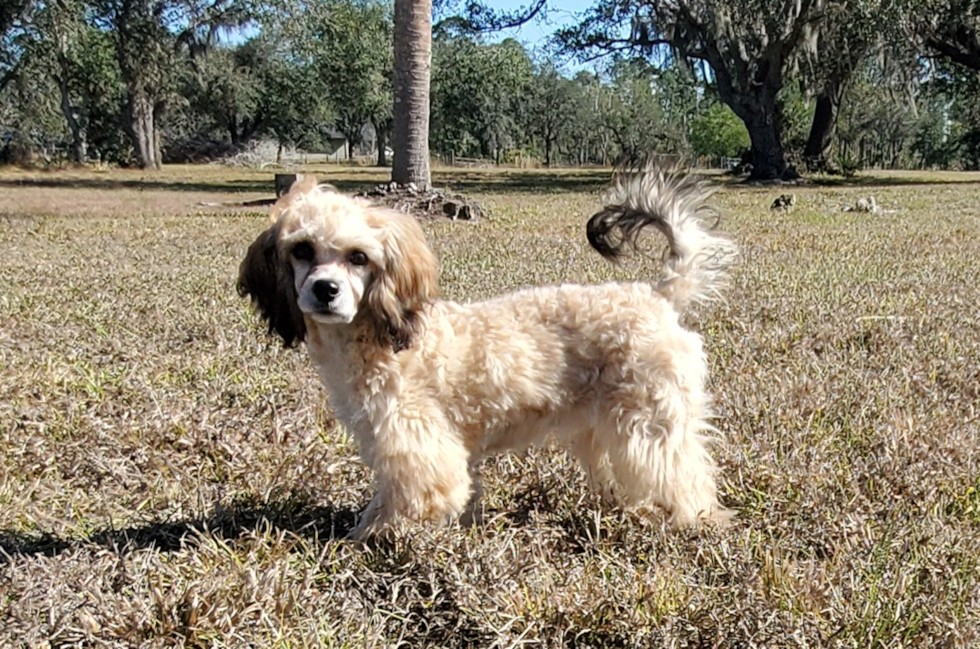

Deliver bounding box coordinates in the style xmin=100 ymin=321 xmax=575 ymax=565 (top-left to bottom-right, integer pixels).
xmin=482 ymin=0 xmax=588 ymax=44
xmin=476 ymin=0 xmax=598 ymax=73
xmin=227 ymin=0 xmax=601 ymax=73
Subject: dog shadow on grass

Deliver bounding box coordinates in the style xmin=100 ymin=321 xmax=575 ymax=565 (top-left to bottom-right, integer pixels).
xmin=0 ymin=496 xmax=360 ymax=563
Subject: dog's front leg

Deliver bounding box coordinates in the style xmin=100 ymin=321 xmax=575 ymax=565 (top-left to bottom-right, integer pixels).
xmin=348 ymin=407 xmax=473 ymax=540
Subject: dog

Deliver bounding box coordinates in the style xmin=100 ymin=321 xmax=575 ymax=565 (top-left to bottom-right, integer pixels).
xmin=237 ymin=165 xmax=738 ymax=539
xmin=770 ymin=193 xmax=797 ymax=210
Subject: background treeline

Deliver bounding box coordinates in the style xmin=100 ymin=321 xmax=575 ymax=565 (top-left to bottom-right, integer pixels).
xmin=2 ymin=0 xmax=980 ymax=173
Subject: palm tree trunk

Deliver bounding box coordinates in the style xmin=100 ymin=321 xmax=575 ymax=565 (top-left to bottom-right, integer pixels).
xmin=391 ymin=0 xmax=432 ymax=190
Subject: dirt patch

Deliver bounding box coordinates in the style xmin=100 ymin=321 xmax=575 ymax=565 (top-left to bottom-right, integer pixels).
xmin=355 ymin=181 xmax=490 ymax=220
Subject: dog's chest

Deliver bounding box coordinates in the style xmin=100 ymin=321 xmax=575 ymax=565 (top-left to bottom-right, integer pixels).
xmin=306 ymin=330 xmax=397 ymax=438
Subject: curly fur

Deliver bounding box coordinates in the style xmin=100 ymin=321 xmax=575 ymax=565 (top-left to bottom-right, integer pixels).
xmin=238 ymin=165 xmax=737 ymax=539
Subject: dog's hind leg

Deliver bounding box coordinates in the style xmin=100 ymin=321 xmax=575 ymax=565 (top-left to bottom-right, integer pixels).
xmin=568 ymin=427 xmax=620 ymax=503
xmin=459 ymin=465 xmax=484 ymax=527
xmin=603 ymin=407 xmax=724 ymax=528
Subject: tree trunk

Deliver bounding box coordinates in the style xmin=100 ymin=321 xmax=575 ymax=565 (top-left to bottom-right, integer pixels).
xmin=229 ymin=113 xmax=241 ymax=147
xmin=241 ymin=114 xmax=261 ymax=146
xmin=391 ymin=0 xmax=432 ymax=190
xmin=153 ymin=100 xmax=166 ymax=166
xmin=58 ymin=74 xmax=87 ymax=163
xmin=740 ymin=101 xmax=792 ymax=181
xmin=374 ymin=119 xmax=389 ymax=167
xmin=339 ymin=114 xmax=364 ymax=160
xmin=126 ymin=86 xmax=161 ymax=169
xmin=803 ymin=90 xmax=840 ymax=171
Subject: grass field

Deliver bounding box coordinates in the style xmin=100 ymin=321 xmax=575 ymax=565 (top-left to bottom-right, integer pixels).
xmin=1 ymin=163 xmax=979 ymax=647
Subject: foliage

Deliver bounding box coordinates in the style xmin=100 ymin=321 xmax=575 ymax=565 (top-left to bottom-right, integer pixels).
xmin=88 ymin=0 xmax=252 ymax=167
xmin=558 ymin=0 xmax=827 ymax=179
xmin=301 ymin=0 xmax=393 ymax=153
xmin=908 ymin=0 xmax=980 ymax=70
xmin=599 ymin=61 xmax=671 ymax=162
xmin=0 ymin=0 xmax=36 ymax=92
xmin=521 ymin=62 xmax=579 ymax=165
xmin=256 ymin=45 xmax=334 ymax=156
xmin=431 ymin=34 xmax=532 ymax=160
xmin=777 ymin=81 xmax=814 ymax=158
xmin=182 ymin=41 xmax=265 ymax=146
xmin=690 ymin=101 xmax=750 ymax=160
xmin=4 ymin=0 xmax=980 ymax=172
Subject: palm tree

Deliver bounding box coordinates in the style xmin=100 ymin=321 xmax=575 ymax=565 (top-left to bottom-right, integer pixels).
xmin=391 ymin=0 xmax=432 ymax=190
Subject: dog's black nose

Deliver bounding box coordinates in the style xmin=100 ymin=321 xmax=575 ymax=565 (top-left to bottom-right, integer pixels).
xmin=312 ymin=279 xmax=340 ymax=302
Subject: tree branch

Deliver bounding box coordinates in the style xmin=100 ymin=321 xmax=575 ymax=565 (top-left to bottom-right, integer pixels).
xmin=436 ymin=0 xmax=548 ymax=34
xmin=924 ymin=29 xmax=980 ymax=70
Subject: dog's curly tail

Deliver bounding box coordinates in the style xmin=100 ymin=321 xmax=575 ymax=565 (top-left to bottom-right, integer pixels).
xmin=586 ymin=162 xmax=738 ymax=313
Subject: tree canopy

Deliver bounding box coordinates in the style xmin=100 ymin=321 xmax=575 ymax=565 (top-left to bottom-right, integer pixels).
xmin=3 ymin=0 xmax=980 ymax=175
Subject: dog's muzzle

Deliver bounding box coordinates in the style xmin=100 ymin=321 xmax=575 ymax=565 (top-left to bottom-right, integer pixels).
xmin=312 ymin=279 xmax=340 ymax=303
xmin=299 ymin=274 xmax=355 ymax=323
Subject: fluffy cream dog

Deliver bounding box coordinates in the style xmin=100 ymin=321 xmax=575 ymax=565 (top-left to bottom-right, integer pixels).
xmin=238 ymin=166 xmax=737 ymax=539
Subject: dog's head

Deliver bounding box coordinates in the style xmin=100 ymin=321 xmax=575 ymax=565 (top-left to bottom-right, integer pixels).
xmin=237 ymin=177 xmax=439 ymax=351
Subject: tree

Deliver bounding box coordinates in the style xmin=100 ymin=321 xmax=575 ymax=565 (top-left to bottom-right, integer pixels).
xmin=3 ymin=0 xmax=126 ymax=164
xmin=560 ymin=0 xmax=827 ymax=180
xmin=567 ymin=70 xmax=614 ymax=165
xmin=2 ymin=48 xmax=65 ymax=163
xmin=30 ymin=0 xmax=106 ymax=162
xmin=301 ymin=0 xmax=393 ymax=166
xmin=523 ymin=63 xmax=578 ymax=165
xmin=908 ymin=0 xmax=980 ymax=70
xmin=912 ymin=58 xmax=980 ymax=169
xmin=834 ymin=58 xmax=919 ymax=169
xmin=431 ymin=34 xmax=532 ymax=161
xmin=68 ymin=27 xmax=127 ymax=162
xmin=90 ymin=0 xmax=250 ymax=169
xmin=184 ymin=41 xmax=266 ymax=147
xmin=598 ymin=60 xmax=674 ymax=163
xmin=691 ymin=100 xmax=749 ymax=161
xmin=256 ymin=46 xmax=333 ymax=164
xmin=652 ymin=63 xmax=700 ymax=152
xmin=392 ymin=0 xmax=433 ymax=188
xmin=1 ymin=0 xmax=35 ymax=92
xmin=801 ymin=0 xmax=897 ymax=170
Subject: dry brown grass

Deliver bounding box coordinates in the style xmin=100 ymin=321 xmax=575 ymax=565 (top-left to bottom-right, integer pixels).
xmin=1 ymin=164 xmax=979 ymax=648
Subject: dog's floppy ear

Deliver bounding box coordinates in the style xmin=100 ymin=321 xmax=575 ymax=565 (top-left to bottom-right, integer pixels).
xmin=363 ymin=207 xmax=439 ymax=352
xmin=237 ymin=183 xmax=321 ymax=347
xmin=237 ymin=222 xmax=306 ymax=347
xmin=236 ymin=175 xmax=323 ymax=346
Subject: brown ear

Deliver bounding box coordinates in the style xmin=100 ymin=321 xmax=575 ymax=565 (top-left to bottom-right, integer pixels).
xmin=363 ymin=208 xmax=439 ymax=351
xmin=237 ymin=223 xmax=306 ymax=347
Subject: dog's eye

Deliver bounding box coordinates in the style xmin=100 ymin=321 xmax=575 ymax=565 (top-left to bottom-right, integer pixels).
xmin=348 ymin=251 xmax=369 ymax=266
xmin=291 ymin=242 xmax=315 ymax=262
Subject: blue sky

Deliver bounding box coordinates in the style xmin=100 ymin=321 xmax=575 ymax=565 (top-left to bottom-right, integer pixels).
xmin=478 ymin=0 xmax=598 ymax=73
xmin=484 ymin=0 xmax=589 ymax=44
